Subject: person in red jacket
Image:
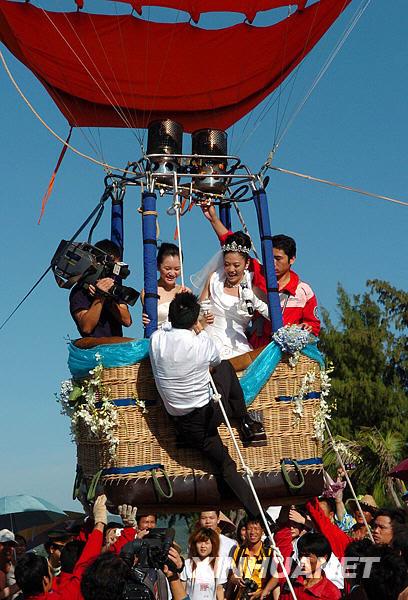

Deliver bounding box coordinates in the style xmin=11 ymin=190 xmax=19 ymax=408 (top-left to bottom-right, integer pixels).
xmin=52 ymin=540 xmax=86 ymax=595
xmin=201 ymin=205 xmax=320 ymax=347
xmin=15 ymin=495 xmax=107 ymax=600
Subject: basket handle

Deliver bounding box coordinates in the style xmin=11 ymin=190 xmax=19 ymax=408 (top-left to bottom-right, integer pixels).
xmin=280 ymin=459 xmax=305 ymax=490
xmin=151 ymin=467 xmax=173 ymax=499
xmin=87 ymin=470 xmax=103 ymax=501
xmin=72 ymin=465 xmax=83 ymax=500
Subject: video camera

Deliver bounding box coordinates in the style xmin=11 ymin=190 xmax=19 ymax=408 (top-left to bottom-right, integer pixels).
xmin=119 ymin=528 xmax=181 ymax=600
xmin=51 ymin=240 xmax=140 ymax=306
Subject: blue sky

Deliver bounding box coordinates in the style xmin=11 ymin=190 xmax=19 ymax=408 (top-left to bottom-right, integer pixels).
xmin=1 ymin=0 xmax=407 ymax=512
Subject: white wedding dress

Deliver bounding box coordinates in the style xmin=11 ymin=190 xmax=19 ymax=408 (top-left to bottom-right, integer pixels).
xmin=204 ymin=268 xmax=253 ymax=359
xmin=157 ymin=301 xmax=171 ymax=328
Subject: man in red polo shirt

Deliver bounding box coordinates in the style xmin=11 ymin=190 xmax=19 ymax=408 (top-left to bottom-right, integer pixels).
xmin=201 ymin=205 xmax=320 ymax=347
xmin=278 ymin=532 xmax=341 ymax=600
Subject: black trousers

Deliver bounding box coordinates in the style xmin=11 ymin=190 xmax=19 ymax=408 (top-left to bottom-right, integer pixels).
xmin=173 ymin=360 xmax=259 ymax=518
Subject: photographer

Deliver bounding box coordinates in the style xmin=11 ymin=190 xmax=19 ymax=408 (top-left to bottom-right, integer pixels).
xmin=69 ymin=239 xmax=132 ymax=337
xmin=228 ymin=518 xmax=271 ymax=600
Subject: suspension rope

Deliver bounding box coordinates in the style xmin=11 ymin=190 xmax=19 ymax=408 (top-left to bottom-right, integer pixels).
xmin=266 ymin=165 xmax=407 ymax=207
xmin=171 ymin=173 xmax=185 ymax=287
xmin=235 ymin=0 xmax=369 ymax=158
xmin=325 ymin=419 xmax=374 ymax=543
xmin=0 ymin=185 xmax=113 ymax=332
xmin=272 ymin=0 xmax=372 ymax=154
xmin=0 ymin=48 xmax=141 ymax=176
xmin=232 ymin=201 xmax=261 ymax=262
xmin=42 ymin=7 xmax=139 ymax=133
xmin=208 ymin=373 xmax=298 ymax=600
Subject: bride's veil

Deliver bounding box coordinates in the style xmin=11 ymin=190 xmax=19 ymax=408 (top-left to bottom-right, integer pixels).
xmin=190 ymin=249 xmax=224 ymax=295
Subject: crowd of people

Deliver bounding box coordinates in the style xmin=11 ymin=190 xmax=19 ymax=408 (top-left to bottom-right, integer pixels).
xmin=2 ymin=495 xmax=408 ymax=600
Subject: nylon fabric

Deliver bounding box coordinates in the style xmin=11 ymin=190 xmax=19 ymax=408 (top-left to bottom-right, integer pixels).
xmin=253 ymin=189 xmax=283 ymax=332
xmin=0 ymin=0 xmax=352 ymax=131
xmin=142 ymin=192 xmax=158 ymax=337
xmin=103 ymin=1 xmax=307 ymax=24
xmin=111 ymin=202 xmax=124 ymax=250
xmin=68 ymin=339 xmax=150 ymax=377
xmin=68 ymin=336 xmax=323 ymax=401
xmin=239 ymin=341 xmax=324 ymax=405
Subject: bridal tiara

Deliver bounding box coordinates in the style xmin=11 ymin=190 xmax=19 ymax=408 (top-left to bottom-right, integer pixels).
xmin=222 ymin=241 xmax=250 ymax=254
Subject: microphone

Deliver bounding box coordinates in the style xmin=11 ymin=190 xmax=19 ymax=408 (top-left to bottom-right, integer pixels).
xmin=240 ymin=283 xmax=254 ymax=316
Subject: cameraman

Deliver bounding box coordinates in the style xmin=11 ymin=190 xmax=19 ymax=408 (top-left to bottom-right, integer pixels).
xmin=228 ymin=518 xmax=271 ymax=600
xmin=80 ymin=541 xmax=186 ymax=600
xmin=69 ymin=239 xmax=132 ymax=337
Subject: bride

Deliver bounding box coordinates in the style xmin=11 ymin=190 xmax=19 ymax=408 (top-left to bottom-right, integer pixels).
xmin=199 ymin=231 xmax=270 ymax=359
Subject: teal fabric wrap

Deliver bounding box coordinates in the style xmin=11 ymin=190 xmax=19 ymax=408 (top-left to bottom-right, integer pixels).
xmin=240 ymin=341 xmax=325 ymax=406
xmin=68 ymin=339 xmax=150 ymax=377
xmin=68 ymin=338 xmax=325 ymax=403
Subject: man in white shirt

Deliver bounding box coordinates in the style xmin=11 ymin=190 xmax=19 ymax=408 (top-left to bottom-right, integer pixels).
xmin=198 ymin=510 xmax=237 ymax=558
xmin=149 ymin=292 xmax=265 ymax=519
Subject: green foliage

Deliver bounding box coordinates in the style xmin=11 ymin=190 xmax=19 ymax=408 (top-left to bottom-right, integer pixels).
xmin=319 ymin=283 xmax=408 ymax=440
xmin=368 ymin=279 xmax=408 ymax=391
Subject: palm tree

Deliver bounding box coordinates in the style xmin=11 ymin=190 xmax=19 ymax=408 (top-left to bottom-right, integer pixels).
xmin=324 ymin=426 xmax=405 ymax=507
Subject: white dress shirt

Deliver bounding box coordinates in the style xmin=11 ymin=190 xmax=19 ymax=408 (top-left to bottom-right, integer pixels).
xmin=149 ymin=324 xmax=221 ymax=416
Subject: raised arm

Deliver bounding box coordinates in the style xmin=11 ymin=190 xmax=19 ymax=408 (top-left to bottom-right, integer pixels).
xmin=201 ymin=203 xmax=230 ymax=239
xmin=109 ymin=504 xmax=138 ymax=555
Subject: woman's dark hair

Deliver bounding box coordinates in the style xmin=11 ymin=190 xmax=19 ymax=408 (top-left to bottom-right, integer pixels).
xmin=363 ymin=545 xmax=408 ymax=600
xmin=168 ymin=292 xmax=200 ymax=329
xmin=391 ymin=524 xmax=408 ymax=566
xmin=222 ymin=231 xmax=250 ymax=261
xmin=344 ymin=538 xmax=374 ymax=584
xmin=297 ymin=532 xmax=332 ymax=562
xmin=104 ymin=522 xmax=120 ymax=544
xmin=15 ymin=553 xmax=49 ymax=596
xmin=157 ymin=242 xmax=181 ymax=267
xmin=375 ymin=508 xmax=408 ymax=528
xmin=188 ymin=527 xmax=220 ymax=573
xmin=236 ymin=518 xmax=248 ymax=545
xmin=81 ymin=552 xmax=130 ymax=600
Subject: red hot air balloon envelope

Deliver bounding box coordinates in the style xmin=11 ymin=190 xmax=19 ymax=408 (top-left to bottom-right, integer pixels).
xmin=0 ymin=0 xmax=351 ymax=132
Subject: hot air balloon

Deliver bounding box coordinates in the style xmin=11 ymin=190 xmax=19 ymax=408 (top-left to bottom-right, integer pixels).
xmin=0 ymin=0 xmax=351 ymax=513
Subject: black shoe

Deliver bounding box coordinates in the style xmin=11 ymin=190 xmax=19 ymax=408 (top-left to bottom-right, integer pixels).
xmin=240 ymin=412 xmax=267 ymax=447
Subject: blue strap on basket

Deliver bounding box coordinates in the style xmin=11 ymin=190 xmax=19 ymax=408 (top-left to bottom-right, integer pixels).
xmin=101 ymin=464 xmax=173 ymax=499
xmin=94 ymin=398 xmax=157 ymax=408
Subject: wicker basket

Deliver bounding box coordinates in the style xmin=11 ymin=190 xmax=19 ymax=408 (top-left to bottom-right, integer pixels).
xmin=74 ymin=351 xmax=323 ymax=511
